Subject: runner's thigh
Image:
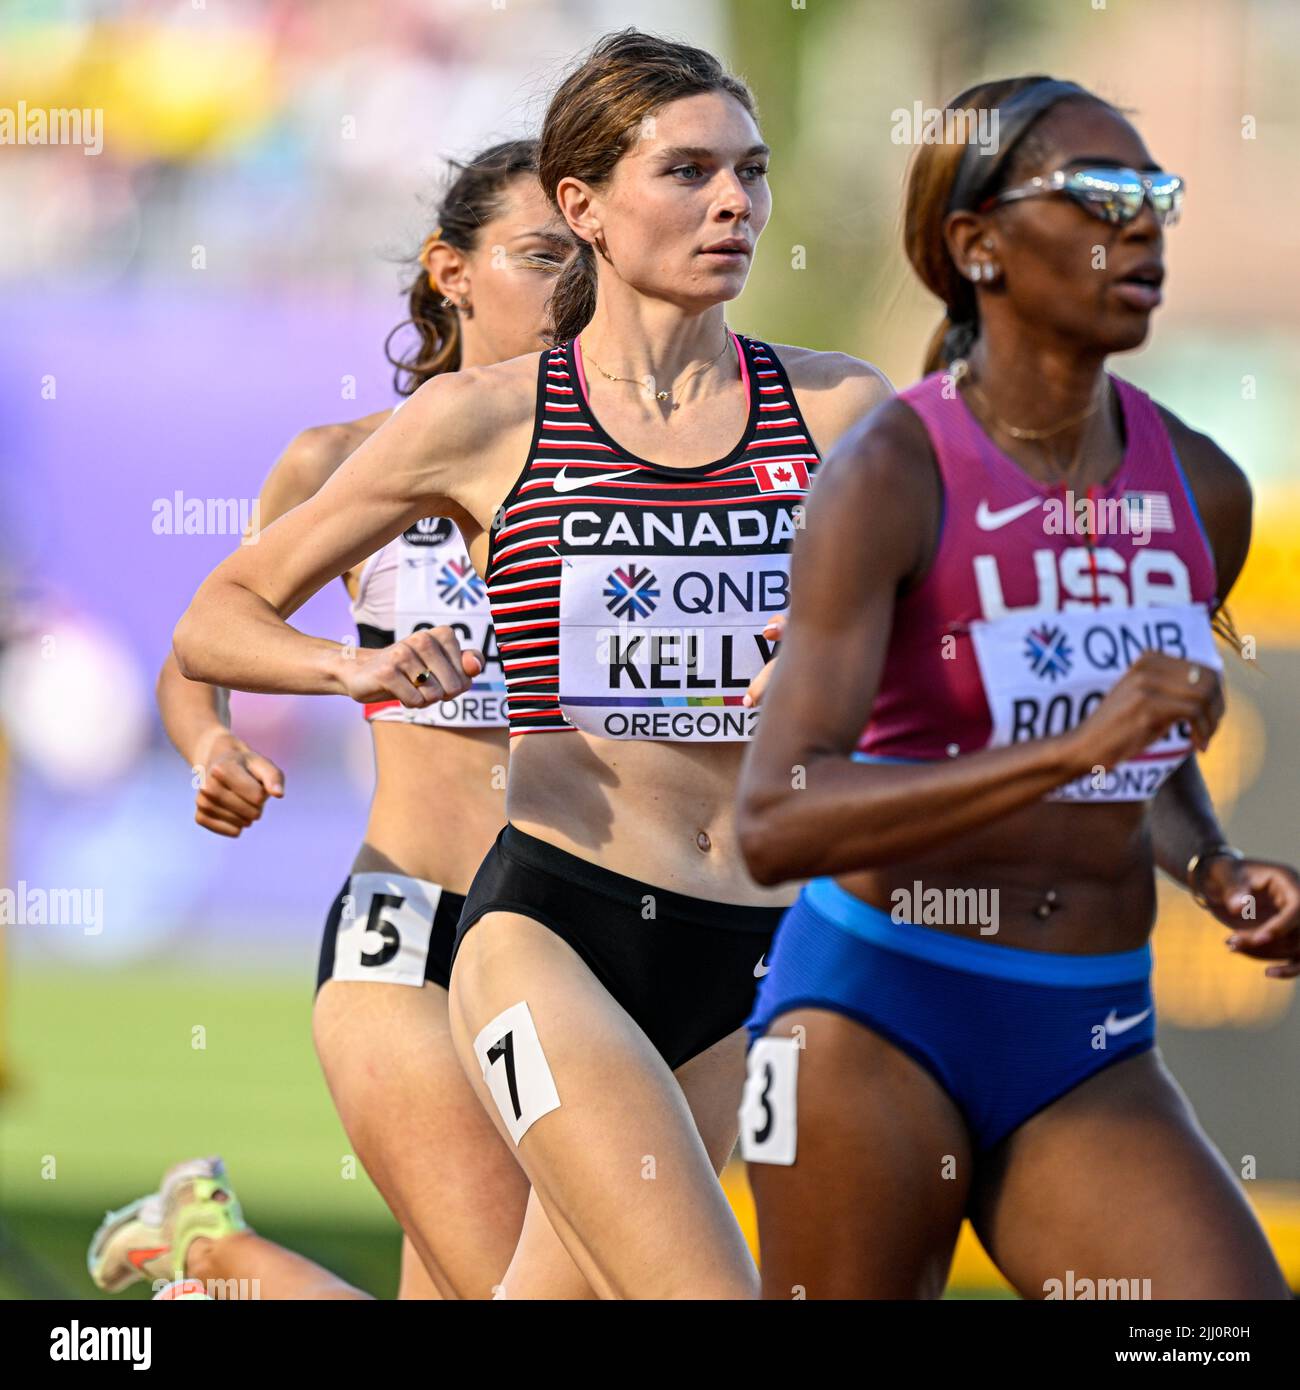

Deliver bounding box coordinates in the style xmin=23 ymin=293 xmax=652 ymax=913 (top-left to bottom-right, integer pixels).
xmin=970 ymin=1050 xmax=1290 ymax=1300
xmin=494 ymin=1026 xmax=755 ymax=1300
xmin=314 ymin=978 xmax=530 ymax=1299
xmin=747 ymin=1008 xmax=972 ymax=1300
xmin=449 ymin=911 xmax=758 ymax=1299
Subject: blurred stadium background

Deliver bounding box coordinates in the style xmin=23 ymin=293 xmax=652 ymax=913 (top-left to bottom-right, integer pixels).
xmin=1 ymin=0 xmax=1297 ymax=1299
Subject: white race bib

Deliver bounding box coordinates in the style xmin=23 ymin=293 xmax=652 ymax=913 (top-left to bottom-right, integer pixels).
xmin=390 ymin=522 xmax=506 ymax=729
xmin=969 ymin=602 xmax=1221 ymax=802
xmin=473 ymin=1001 xmax=562 ymax=1145
xmin=330 ymin=873 xmax=442 ymax=986
xmin=739 ymin=1036 xmax=800 ymax=1166
xmin=556 ymin=553 xmax=787 ymax=741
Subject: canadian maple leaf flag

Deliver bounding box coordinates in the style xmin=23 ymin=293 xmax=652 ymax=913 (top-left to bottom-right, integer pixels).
xmin=752 ymin=458 xmax=810 ymax=493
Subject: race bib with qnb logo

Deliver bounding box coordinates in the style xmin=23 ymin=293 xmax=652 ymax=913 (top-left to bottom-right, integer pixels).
xmin=388 ymin=519 xmax=506 ymax=728
xmin=968 ymin=602 xmax=1222 ymax=802
xmin=557 ymin=551 xmax=788 ymax=741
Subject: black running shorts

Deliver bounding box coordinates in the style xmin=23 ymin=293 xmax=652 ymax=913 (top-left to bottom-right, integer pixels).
xmin=453 ymin=824 xmax=783 ymax=1069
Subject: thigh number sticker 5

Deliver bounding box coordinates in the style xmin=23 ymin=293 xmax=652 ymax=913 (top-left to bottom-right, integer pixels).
xmin=332 ymin=873 xmax=442 ymax=986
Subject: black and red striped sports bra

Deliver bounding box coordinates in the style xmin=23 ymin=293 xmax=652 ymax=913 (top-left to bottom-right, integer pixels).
xmin=485 ymin=332 xmax=822 ymax=740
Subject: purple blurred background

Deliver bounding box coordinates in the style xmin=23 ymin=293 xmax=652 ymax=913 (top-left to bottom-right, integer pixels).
xmin=1 ymin=290 xmax=402 ymax=963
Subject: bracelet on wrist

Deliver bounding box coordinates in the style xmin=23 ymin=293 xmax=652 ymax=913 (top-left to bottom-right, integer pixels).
xmin=1186 ymin=844 xmax=1243 ymax=908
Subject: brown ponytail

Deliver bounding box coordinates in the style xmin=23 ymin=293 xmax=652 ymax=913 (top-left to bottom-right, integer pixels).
xmin=385 ymin=138 xmax=539 ymax=395
xmin=903 ymin=77 xmax=1109 ymax=377
xmin=546 ymin=241 xmax=600 ymax=352
xmin=538 ymin=28 xmax=757 ymax=344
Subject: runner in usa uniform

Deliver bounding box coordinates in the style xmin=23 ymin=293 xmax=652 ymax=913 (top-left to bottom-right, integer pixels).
xmin=737 ymin=78 xmax=1298 ymax=1299
xmin=93 ymin=142 xmax=575 ymax=1301
xmin=172 ymin=31 xmax=890 ymax=1298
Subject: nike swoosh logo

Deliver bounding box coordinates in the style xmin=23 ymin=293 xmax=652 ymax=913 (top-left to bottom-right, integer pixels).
xmin=129 ymin=1245 xmax=169 ymax=1270
xmin=552 ymin=466 xmax=640 ymax=494
xmin=754 ymin=955 xmax=770 ymax=978
xmin=1103 ymin=1006 xmax=1152 ymax=1036
xmin=975 ymin=497 xmax=1041 ymax=531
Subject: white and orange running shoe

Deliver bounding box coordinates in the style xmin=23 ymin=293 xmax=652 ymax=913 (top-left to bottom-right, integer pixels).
xmin=87 ymin=1193 xmax=171 ymax=1292
xmin=88 ymin=1156 xmax=246 ymax=1293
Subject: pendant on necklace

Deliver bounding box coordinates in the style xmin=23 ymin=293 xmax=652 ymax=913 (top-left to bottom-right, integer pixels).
xmin=655 ymin=390 xmax=669 ymax=401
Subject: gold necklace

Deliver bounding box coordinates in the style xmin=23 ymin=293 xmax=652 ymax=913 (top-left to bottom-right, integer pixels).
xmin=583 ymin=328 xmax=732 ymax=404
xmin=964 ymin=376 xmax=1104 ymax=441
xmin=961 ymin=371 xmax=1108 ymax=483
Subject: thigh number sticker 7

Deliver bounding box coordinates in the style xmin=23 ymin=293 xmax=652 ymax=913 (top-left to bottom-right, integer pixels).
xmin=473 ymin=1001 xmax=561 ymax=1145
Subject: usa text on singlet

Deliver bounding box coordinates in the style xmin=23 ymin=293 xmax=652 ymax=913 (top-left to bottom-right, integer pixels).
xmin=485 ymin=333 xmax=822 ymax=741
xmin=858 ymin=372 xmax=1222 ymax=803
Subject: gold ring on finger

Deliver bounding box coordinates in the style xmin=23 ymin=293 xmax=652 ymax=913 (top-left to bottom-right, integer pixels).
xmin=414 ymin=670 xmax=433 ymax=686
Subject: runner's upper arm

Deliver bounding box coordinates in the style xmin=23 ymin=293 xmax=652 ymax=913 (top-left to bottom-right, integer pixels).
xmin=253 ymin=424 xmax=360 ymax=533
xmin=779 ymin=346 xmax=895 ymax=456
xmin=205 ymin=370 xmax=484 ymax=623
xmin=741 ymin=399 xmax=937 ymax=798
xmin=159 ymin=424 xmax=357 ymax=737
xmin=1159 ymin=406 xmax=1253 ymax=609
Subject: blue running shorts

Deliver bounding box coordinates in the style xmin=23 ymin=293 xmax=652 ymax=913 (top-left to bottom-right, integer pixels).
xmin=747 ymin=874 xmax=1156 ymax=1153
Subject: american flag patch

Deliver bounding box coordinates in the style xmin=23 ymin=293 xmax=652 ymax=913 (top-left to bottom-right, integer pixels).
xmin=1121 ymin=491 xmax=1175 ymax=532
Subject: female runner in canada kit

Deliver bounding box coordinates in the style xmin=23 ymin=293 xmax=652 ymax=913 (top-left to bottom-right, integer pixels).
xmin=95 ymin=141 xmax=577 ymax=1301
xmin=737 ymin=77 xmax=1298 ymax=1299
xmin=173 ymin=30 xmax=890 ymax=1298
